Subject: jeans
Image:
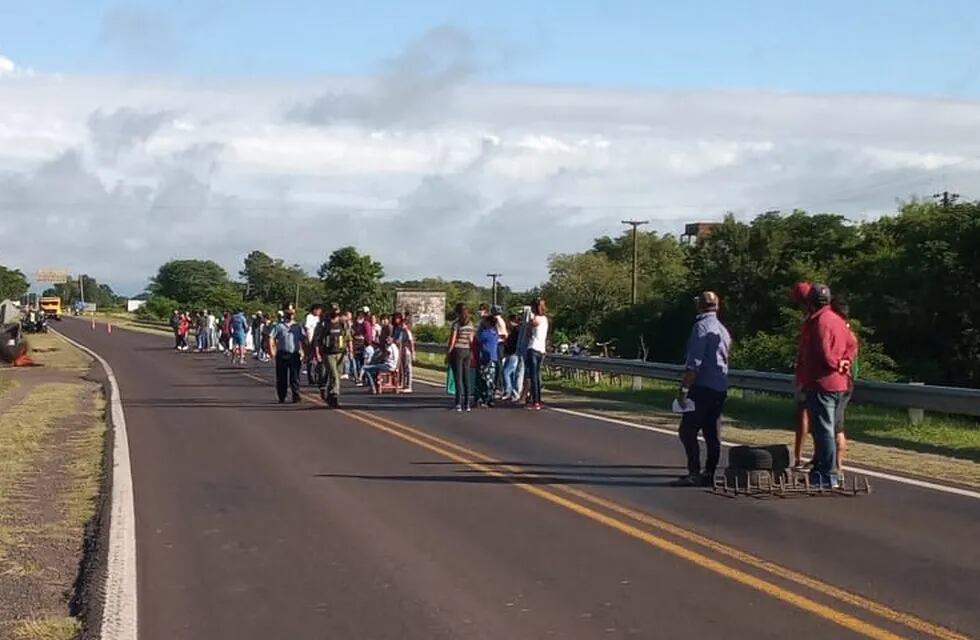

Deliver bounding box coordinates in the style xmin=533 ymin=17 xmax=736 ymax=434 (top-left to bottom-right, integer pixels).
xmin=401 ymin=347 xmax=413 ymax=389
xmin=502 ymin=354 xmax=521 ymax=397
xmin=450 ymin=348 xmax=472 ymax=407
xmin=363 ymin=363 xmax=394 ymax=392
xmin=806 ymin=390 xmax=842 ymax=484
xmin=525 ymin=349 xmax=544 ymax=403
xmin=275 ymin=352 xmax=301 ymax=401
xmin=678 ymin=386 xmax=727 ymax=476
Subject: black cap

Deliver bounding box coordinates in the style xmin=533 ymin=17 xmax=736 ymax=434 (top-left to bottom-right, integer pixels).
xmin=809 ymin=283 xmax=832 ymax=307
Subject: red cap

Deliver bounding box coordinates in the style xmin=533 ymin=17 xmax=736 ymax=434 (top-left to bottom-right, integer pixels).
xmin=790 ymin=282 xmax=812 ymax=305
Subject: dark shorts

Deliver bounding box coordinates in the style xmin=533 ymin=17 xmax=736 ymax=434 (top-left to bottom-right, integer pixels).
xmin=232 ymin=332 xmax=246 ymax=346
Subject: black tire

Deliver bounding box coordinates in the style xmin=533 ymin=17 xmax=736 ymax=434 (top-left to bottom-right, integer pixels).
xmin=728 ymin=445 xmax=774 ymax=471
xmin=761 ymin=444 xmax=791 ymax=470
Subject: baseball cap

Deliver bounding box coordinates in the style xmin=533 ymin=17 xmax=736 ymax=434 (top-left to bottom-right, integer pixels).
xmin=490 ymin=304 xmax=503 ymax=315
xmin=695 ymin=291 xmax=720 ymax=309
xmin=809 ymin=283 xmax=832 ymax=306
xmin=790 ymin=282 xmax=812 ymax=305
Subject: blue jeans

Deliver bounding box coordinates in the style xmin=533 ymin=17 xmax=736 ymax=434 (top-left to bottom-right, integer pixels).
xmin=525 ymin=349 xmax=544 ymax=403
xmin=502 ymin=354 xmax=521 ymax=397
xmin=806 ymin=390 xmax=842 ymax=485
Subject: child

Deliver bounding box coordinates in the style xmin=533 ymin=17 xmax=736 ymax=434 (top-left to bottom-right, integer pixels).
xmin=358 ymin=341 xmax=376 ymax=386
xmin=363 ymin=336 xmax=400 ymax=394
xmin=476 ymin=315 xmax=500 ymax=407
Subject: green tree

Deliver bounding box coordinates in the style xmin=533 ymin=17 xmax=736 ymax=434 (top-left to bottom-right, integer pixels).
xmin=240 ymin=250 xmax=314 ymax=309
xmin=0 ymin=265 xmax=29 ymax=301
xmin=541 ymin=252 xmax=630 ymax=339
xmin=318 ymin=247 xmax=385 ymax=311
xmin=592 ymin=229 xmax=688 ymax=304
xmin=149 ymin=260 xmax=241 ymax=310
xmin=836 ymin=201 xmax=980 ymax=385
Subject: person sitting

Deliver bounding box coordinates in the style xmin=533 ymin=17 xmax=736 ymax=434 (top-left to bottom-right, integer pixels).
xmin=363 ymin=336 xmax=400 ymax=394
xmin=357 ymin=341 xmax=376 ymax=386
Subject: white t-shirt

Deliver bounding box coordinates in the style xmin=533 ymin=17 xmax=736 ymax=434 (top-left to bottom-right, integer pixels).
xmin=385 ymin=343 xmax=400 ymax=369
xmin=304 ymin=313 xmax=320 ymax=342
xmin=529 ymin=315 xmax=549 ymax=353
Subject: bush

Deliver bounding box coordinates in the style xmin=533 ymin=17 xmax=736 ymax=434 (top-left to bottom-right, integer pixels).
xmin=413 ymin=324 xmax=451 ymax=344
xmin=136 ymin=296 xmax=180 ymax=321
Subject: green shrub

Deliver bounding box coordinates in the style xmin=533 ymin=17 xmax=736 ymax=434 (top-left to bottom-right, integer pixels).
xmin=413 ymin=324 xmax=451 ymax=344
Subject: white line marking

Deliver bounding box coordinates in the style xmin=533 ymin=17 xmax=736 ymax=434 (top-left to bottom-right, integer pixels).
xmin=54 ymin=330 xmax=138 ymax=640
xmin=415 ymin=374 xmax=980 ymax=500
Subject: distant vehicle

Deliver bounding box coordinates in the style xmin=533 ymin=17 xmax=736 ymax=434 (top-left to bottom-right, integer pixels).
xmin=39 ymin=296 xmax=62 ymax=320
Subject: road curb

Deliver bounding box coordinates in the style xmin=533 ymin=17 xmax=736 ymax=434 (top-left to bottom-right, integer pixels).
xmin=54 ymin=329 xmax=139 ymax=640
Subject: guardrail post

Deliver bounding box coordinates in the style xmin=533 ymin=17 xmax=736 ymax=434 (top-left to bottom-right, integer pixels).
xmin=631 ymin=375 xmax=643 ymax=391
xmin=907 ymin=382 xmax=925 ymax=424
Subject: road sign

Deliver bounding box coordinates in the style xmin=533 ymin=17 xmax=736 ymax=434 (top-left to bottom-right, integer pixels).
xmin=36 ymin=269 xmax=69 ymax=283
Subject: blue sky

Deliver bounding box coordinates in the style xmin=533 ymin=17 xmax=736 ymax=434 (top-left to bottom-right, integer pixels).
xmin=3 ymin=0 xmax=980 ymax=96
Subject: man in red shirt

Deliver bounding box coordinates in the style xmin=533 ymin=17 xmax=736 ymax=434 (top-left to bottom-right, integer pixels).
xmin=799 ymin=284 xmax=857 ymax=487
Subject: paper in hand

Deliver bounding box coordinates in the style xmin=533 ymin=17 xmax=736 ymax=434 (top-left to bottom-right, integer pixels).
xmin=672 ymin=398 xmax=696 ymax=413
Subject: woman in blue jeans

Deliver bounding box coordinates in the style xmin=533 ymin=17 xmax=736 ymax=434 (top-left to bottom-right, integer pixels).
xmin=524 ymin=298 xmax=549 ymax=410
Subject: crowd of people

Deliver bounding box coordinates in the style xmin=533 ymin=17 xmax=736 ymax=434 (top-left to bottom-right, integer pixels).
xmin=673 ymin=283 xmax=858 ymax=489
xmin=166 ymin=297 xmax=554 ymax=412
xmin=167 ymin=303 xmax=421 ymax=407
xmin=167 ymin=285 xmax=858 ymax=490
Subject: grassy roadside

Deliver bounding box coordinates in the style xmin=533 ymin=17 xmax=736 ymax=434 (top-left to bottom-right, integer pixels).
xmin=412 ymin=360 xmax=980 ymax=488
xmin=0 ymin=332 xmax=106 ymax=640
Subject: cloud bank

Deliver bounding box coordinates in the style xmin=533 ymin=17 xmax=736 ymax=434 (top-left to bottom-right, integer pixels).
xmin=2 ymin=34 xmax=980 ymax=295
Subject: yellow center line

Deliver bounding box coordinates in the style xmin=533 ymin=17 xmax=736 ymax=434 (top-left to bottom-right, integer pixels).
xmin=357 ymin=410 xmax=968 ymax=640
xmin=241 ymin=371 xmax=960 ymax=640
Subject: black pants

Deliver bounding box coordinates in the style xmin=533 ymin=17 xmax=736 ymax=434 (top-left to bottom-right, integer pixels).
xmin=450 ymin=348 xmax=472 ymax=407
xmin=678 ymin=386 xmax=727 ymax=475
xmin=275 ymin=352 xmax=302 ymax=402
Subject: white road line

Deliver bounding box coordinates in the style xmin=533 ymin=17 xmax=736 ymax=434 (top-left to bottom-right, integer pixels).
xmin=54 ymin=330 xmax=138 ymax=640
xmin=415 ymin=375 xmax=980 ymax=500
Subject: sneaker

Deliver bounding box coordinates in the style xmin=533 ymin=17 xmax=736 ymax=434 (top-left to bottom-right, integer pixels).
xmin=455 ymin=405 xmax=463 ymax=412
xmin=465 ymin=405 xmax=472 ymax=413
xmin=341 ymin=374 xmax=350 ymax=380
xmin=327 ymin=395 xmax=339 ymax=409
xmin=699 ymin=472 xmax=716 ymax=487
xmin=670 ymin=474 xmax=702 ymax=487
xmin=401 ymin=388 xmax=414 ymax=394
xmin=533 ymin=402 xmax=542 ymax=411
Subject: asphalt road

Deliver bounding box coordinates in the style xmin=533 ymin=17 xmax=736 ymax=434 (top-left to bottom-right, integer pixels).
xmin=59 ymin=319 xmax=979 ymax=640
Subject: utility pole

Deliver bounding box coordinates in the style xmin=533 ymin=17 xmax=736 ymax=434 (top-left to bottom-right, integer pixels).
xmin=621 ymin=220 xmax=649 ymax=305
xmin=932 ymin=190 xmax=960 ymax=209
xmin=295 ymin=282 xmax=300 ymax=311
xmin=78 ymin=275 xmax=85 ymax=307
xmin=486 ymin=273 xmax=502 ymax=307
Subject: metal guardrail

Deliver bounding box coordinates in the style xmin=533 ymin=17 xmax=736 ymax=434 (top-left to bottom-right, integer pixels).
xmin=414 ymin=342 xmax=980 ymax=417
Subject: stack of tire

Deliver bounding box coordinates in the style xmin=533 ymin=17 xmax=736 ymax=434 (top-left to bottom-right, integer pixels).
xmin=725 ymin=444 xmax=791 ymax=487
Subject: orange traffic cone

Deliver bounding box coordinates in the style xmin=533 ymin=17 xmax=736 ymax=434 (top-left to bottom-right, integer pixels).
xmin=106 ymin=322 xmax=112 ymax=334
xmin=91 ymin=317 xmax=96 ymax=330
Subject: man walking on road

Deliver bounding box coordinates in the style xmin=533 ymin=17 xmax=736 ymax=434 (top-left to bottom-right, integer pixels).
xmin=316 ymin=304 xmax=349 ymax=408
xmin=800 ymin=284 xmax=857 ymax=488
xmin=268 ymin=311 xmax=305 ymax=404
xmin=673 ymin=291 xmax=732 ymax=487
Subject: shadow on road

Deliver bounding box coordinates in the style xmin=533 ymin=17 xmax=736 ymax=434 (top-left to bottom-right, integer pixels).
xmin=316 ymin=467 xmax=680 ymax=488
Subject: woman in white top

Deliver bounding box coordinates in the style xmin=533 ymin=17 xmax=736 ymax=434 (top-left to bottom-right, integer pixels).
xmin=525 ymin=297 xmax=549 ymax=410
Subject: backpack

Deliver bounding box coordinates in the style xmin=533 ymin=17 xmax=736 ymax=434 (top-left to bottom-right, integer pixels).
xmin=320 ymin=319 xmax=348 ymax=353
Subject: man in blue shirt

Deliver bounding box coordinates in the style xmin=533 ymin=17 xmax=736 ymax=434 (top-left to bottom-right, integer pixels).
xmin=268 ymin=311 xmax=306 ymax=404
xmin=673 ymin=291 xmax=732 ymax=487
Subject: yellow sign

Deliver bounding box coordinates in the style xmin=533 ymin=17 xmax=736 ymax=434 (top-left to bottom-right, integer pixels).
xmin=36 ymin=269 xmax=69 ymax=284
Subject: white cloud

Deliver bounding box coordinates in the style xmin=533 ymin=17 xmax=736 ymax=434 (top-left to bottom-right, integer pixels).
xmin=2 ymin=68 xmax=980 ymax=295
xmin=0 ymin=55 xmax=15 ymax=77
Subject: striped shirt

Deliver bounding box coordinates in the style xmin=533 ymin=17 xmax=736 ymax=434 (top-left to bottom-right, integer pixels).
xmin=453 ymin=321 xmax=475 ymax=350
